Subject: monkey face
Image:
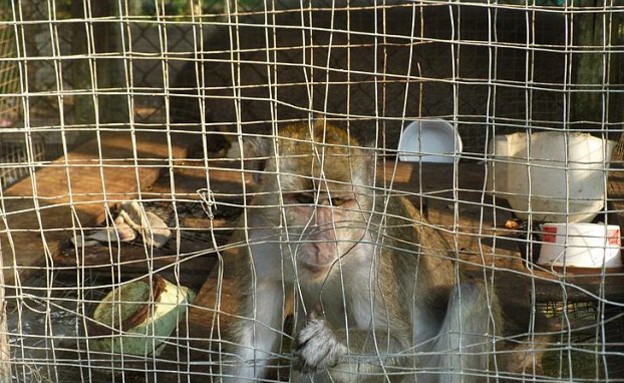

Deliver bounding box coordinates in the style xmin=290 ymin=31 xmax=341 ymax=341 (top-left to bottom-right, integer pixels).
xmin=278 ymin=176 xmax=373 ymax=279
xmin=249 ymin=121 xmax=375 ymax=281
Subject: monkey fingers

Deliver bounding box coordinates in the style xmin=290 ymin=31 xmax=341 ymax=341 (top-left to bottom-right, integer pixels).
xmin=293 ymin=318 xmax=347 ymax=374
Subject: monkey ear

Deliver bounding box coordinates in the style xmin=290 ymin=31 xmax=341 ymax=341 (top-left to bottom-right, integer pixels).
xmin=241 ymin=135 xmax=273 ymax=183
xmin=361 ymin=140 xmax=378 ymax=169
xmin=242 ymin=135 xmax=273 ymax=159
xmin=346 ymin=141 xmax=377 ymax=187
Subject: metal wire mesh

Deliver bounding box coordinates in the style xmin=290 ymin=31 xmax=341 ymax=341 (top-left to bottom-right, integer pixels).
xmin=0 ymin=134 xmax=45 ymax=189
xmin=0 ymin=0 xmax=623 ymax=382
xmin=0 ymin=6 xmax=19 ymax=124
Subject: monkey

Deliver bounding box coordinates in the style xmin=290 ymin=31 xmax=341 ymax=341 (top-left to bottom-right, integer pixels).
xmin=219 ymin=120 xmax=504 ymax=383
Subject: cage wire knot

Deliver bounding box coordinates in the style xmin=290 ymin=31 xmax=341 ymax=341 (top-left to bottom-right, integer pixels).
xmin=198 ymin=188 xmax=216 ymax=220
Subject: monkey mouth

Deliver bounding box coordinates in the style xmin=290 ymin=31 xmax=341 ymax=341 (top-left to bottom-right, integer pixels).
xmin=298 ymin=259 xmax=334 ymax=275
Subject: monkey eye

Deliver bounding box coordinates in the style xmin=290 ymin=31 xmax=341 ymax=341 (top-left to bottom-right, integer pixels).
xmin=295 ymin=193 xmax=315 ymax=204
xmin=330 ymin=197 xmax=348 ymax=206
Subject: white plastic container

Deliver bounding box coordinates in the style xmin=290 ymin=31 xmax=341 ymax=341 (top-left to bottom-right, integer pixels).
xmin=487 ymin=131 xmax=615 ymax=223
xmin=90 ymin=276 xmax=195 ymax=356
xmin=538 ymin=223 xmax=622 ymax=268
xmin=398 ymin=119 xmax=463 ymax=163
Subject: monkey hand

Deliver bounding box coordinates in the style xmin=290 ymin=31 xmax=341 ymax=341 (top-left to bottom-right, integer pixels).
xmin=293 ymin=316 xmax=347 ymax=374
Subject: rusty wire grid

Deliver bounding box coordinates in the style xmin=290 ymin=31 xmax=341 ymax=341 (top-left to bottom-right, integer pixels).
xmin=0 ymin=1 xmax=623 ymax=382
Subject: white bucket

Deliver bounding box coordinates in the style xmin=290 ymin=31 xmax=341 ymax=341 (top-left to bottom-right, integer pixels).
xmin=486 ymin=131 xmax=615 ymax=223
xmin=538 ymin=223 xmax=622 ymax=268
xmin=398 ymin=119 xmax=462 ymax=163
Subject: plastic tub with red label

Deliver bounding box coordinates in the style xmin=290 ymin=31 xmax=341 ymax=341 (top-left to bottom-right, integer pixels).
xmin=538 ymin=223 xmax=622 ymax=269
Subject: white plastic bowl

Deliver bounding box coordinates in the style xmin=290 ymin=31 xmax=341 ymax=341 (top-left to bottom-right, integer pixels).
xmin=398 ymin=119 xmax=463 ymax=163
xmin=538 ymin=223 xmax=622 ymax=269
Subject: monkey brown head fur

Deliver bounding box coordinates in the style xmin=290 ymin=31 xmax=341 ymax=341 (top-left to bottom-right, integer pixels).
xmin=248 ymin=120 xmax=376 ymax=281
xmin=255 ymin=120 xmax=372 ymax=193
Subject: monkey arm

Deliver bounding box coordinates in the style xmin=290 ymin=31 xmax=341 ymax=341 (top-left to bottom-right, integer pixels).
xmin=222 ymin=280 xmax=287 ymax=382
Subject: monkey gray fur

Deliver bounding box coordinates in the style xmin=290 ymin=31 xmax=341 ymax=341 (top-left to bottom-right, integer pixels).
xmin=220 ymin=120 xmax=506 ymax=383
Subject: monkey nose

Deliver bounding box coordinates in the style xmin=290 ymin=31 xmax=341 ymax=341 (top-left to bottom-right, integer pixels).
xmin=315 ymin=206 xmax=336 ymax=223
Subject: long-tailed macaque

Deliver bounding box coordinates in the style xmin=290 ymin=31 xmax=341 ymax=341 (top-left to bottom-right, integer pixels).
xmin=221 ymin=120 xmax=503 ymax=382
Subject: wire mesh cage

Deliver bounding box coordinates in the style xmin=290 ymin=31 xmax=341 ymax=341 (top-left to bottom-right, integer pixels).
xmin=0 ymin=134 xmax=46 ymax=189
xmin=0 ymin=6 xmax=19 ymax=125
xmin=0 ymin=0 xmax=623 ymax=382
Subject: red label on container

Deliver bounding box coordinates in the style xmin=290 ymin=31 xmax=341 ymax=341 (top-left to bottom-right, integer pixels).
xmin=608 ymin=229 xmax=621 ymax=246
xmin=542 ymin=226 xmax=558 ymax=243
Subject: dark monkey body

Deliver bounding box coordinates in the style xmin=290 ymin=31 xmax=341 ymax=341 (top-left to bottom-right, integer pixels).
xmin=221 ymin=121 xmax=503 ymax=382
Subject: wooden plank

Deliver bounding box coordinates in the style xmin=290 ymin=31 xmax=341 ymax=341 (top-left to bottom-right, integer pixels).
xmin=531 ymin=268 xmax=624 ymax=302
xmin=0 ymin=131 xmax=192 ymax=286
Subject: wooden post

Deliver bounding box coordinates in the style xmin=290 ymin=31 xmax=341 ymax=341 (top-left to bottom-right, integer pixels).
xmin=1 ymin=4 xmax=18 ymax=379
xmin=70 ymin=0 xmax=96 ymax=134
xmin=0 ymin=6 xmax=20 ymax=123
xmin=572 ymin=3 xmax=624 ymax=127
xmin=0 ymin=244 xmax=12 ymax=383
xmin=92 ymin=1 xmax=129 ymax=124
xmin=71 ymin=0 xmax=129 ymax=132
